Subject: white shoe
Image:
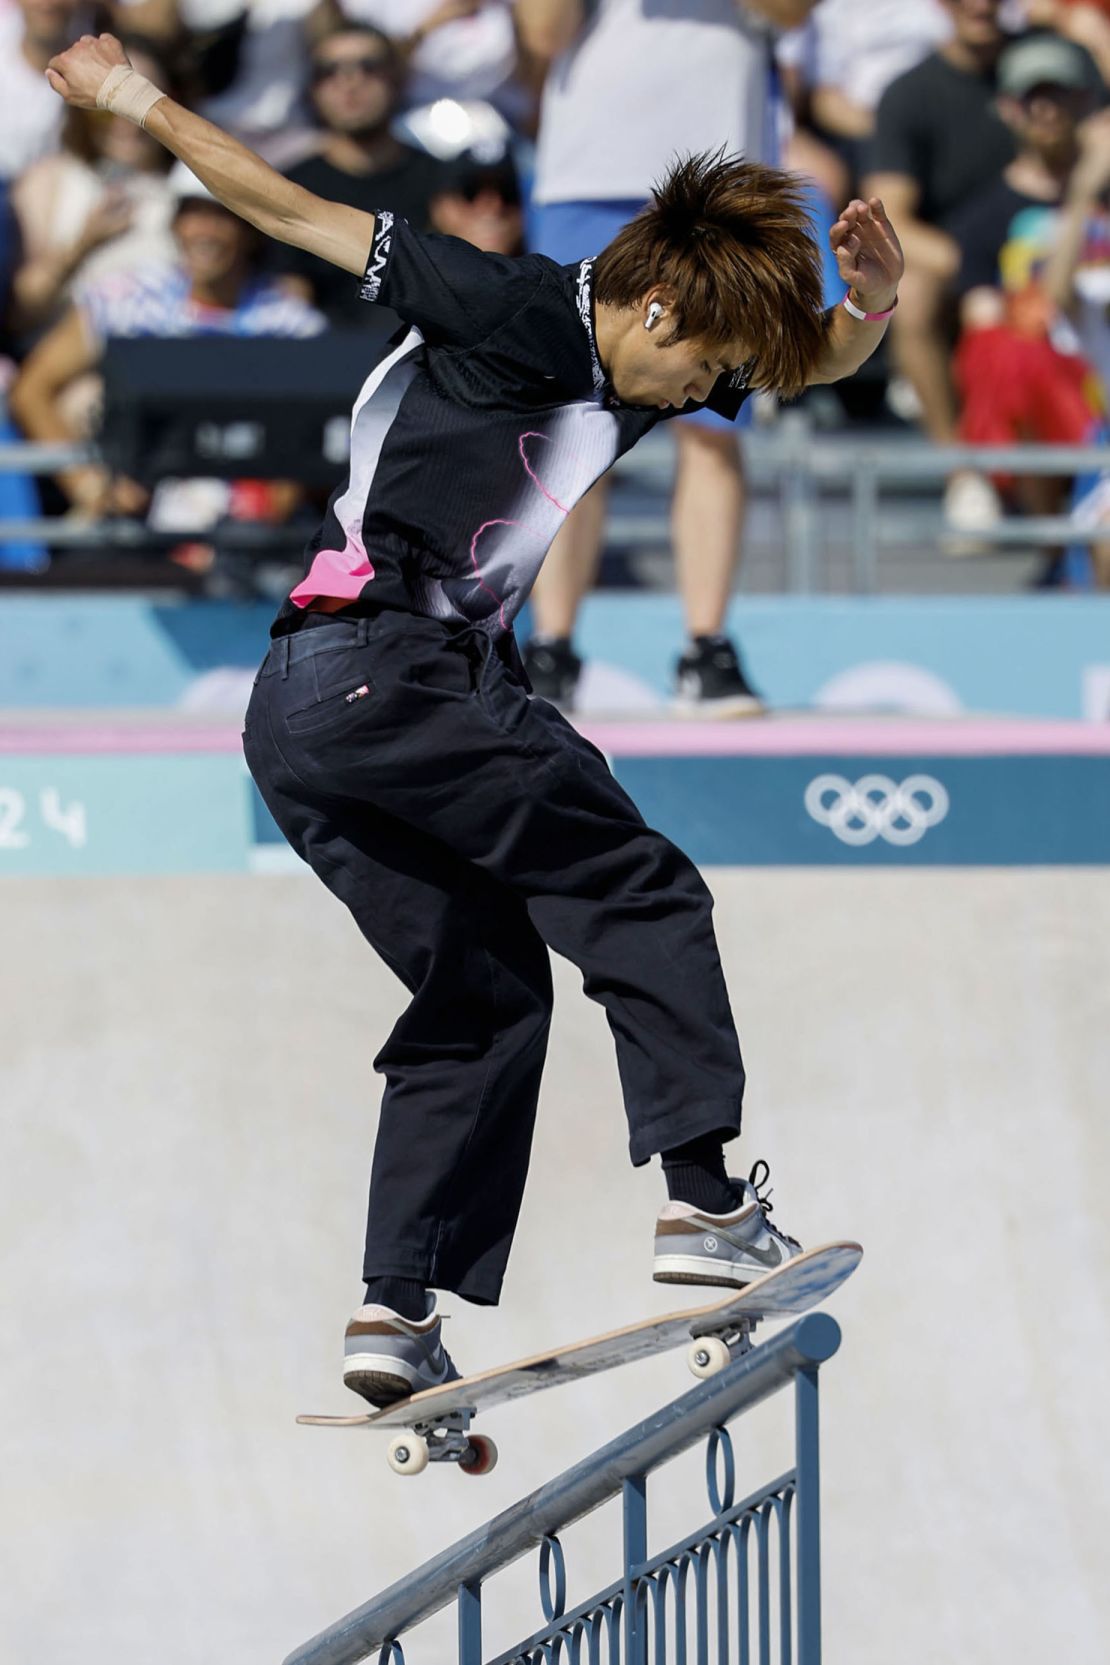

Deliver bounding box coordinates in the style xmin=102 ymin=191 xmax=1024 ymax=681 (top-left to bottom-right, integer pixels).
xmin=943 ymin=471 xmax=1002 ymax=555
xmin=343 ymin=1297 xmax=460 ymax=1406
xmin=653 ymin=1161 xmax=804 ymax=1289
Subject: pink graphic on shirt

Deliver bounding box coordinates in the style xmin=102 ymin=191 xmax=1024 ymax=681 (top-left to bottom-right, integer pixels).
xmin=467 ymin=519 xmax=516 ymax=631
xmin=289 ymin=541 xmax=375 ymax=609
xmin=461 ymin=429 xmax=579 ymax=628
xmin=518 ymin=431 xmax=571 ymax=514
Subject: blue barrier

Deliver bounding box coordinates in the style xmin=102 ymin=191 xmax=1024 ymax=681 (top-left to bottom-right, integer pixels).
xmin=1 ymin=718 xmax=1107 ymax=872
xmin=2 ymin=594 xmax=1110 ymax=718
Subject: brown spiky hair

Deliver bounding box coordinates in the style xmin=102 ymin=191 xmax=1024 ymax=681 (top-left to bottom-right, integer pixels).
xmin=593 ymin=151 xmax=830 ymax=398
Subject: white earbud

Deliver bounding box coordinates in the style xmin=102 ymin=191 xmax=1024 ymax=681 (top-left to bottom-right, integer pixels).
xmin=645 ymin=303 xmax=665 ymax=331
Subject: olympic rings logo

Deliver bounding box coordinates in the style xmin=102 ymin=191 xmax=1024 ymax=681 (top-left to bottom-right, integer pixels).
xmin=804 ymin=774 xmax=950 ymax=847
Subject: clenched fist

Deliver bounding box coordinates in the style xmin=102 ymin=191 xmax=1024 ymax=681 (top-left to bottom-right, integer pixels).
xmin=45 ymin=32 xmax=131 ymax=111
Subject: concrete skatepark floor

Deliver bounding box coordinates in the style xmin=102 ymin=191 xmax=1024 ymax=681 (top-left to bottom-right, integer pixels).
xmin=3 ymin=869 xmax=1109 ymax=1663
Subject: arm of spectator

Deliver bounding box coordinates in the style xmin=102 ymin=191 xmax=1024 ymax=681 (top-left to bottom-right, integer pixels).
xmin=108 ymin=0 xmax=179 ymax=44
xmin=1042 ymin=110 xmax=1110 ymax=314
xmin=1026 ymin=2 xmax=1110 ymax=85
xmin=739 ymin=0 xmax=821 ymax=28
xmin=45 ymin=34 xmax=376 ymax=276
xmin=8 ymin=304 xmax=145 ymax=514
xmin=513 ymin=0 xmax=586 ymax=62
xmin=860 ymin=172 xmax=960 ymax=282
xmin=10 ymin=179 xmax=133 ymax=330
xmin=811 ymin=83 xmax=874 ymax=141
xmin=808 ymin=196 xmax=903 ymax=384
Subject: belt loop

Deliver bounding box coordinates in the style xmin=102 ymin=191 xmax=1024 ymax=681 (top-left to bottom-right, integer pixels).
xmin=356 ymin=616 xmax=370 ymax=646
xmin=279 ymin=635 xmax=290 ymax=678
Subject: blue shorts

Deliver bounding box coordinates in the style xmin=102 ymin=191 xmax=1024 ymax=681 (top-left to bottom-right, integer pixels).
xmin=527 ymin=197 xmax=752 ymax=433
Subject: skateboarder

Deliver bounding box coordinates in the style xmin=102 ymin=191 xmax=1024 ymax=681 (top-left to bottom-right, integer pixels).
xmin=47 ymin=34 xmax=903 ymax=1407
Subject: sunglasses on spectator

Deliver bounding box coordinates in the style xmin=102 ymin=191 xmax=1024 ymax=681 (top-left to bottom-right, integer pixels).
xmin=311 ymin=56 xmax=393 ymax=83
xmin=457 ymin=178 xmax=522 ymax=207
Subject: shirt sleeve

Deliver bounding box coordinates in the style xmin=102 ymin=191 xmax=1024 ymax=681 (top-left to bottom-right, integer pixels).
xmin=700 ymin=359 xmax=757 ymax=422
xmin=357 ymin=211 xmax=549 ymax=348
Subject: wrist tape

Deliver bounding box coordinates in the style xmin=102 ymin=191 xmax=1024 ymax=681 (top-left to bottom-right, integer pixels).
xmin=96 ymin=65 xmax=165 ymax=128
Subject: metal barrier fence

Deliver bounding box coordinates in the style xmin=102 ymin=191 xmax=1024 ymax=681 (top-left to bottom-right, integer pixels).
xmin=283 ymin=1312 xmax=841 ymax=1665
xmin=3 ymin=424 xmax=1106 ymax=591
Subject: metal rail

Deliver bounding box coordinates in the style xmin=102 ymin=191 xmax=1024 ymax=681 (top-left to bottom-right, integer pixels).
xmin=283 ymin=1311 xmax=841 ymax=1665
xmin=2 ymin=426 xmax=1105 ymax=588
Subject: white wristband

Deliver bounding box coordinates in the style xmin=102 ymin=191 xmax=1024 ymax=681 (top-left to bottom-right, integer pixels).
xmin=96 ymin=65 xmax=166 ymax=128
xmin=842 ymin=292 xmax=898 ymax=323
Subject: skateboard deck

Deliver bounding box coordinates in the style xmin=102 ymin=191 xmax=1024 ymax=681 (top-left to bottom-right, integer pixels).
xmin=298 ymin=1242 xmax=860 ymax=1470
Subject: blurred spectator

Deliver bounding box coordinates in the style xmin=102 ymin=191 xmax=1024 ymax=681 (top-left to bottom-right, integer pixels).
xmin=517 ymin=0 xmax=821 ymax=715
xmin=1025 ymin=0 xmax=1110 ymax=83
xmin=0 ymin=0 xmax=83 ymax=181
xmin=351 ymin=0 xmax=529 ymax=126
xmin=271 ymin=23 xmax=445 ymax=327
xmin=9 ymin=163 xmax=324 ymax=521
xmin=10 ymin=39 xmax=177 ymax=337
xmin=780 ymin=1 xmax=953 ymax=184
xmin=428 ymin=144 xmax=523 ymax=253
xmin=865 ymin=0 xmax=1017 ymax=454
xmin=178 ymin=0 xmax=321 ymax=154
xmin=946 ymin=34 xmax=1110 ymax=579
xmin=177 ymin=0 xmax=524 ymax=155
xmin=0 ymin=181 xmax=47 ymax=572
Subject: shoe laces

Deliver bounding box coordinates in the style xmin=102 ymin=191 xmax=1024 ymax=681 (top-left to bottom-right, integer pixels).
xmin=747 ymin=1159 xmax=803 ymax=1250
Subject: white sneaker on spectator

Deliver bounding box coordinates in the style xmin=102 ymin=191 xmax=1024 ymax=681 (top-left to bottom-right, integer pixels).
xmin=943 ymin=470 xmax=1002 ymax=556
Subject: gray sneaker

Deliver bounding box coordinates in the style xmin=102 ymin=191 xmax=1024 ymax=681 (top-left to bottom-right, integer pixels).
xmin=343 ymin=1299 xmax=461 ymax=1407
xmin=653 ymin=1161 xmax=804 ymax=1289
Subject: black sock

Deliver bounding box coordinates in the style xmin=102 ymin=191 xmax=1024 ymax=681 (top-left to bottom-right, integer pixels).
xmin=661 ymin=1132 xmax=739 ymax=1214
xmin=362 ymin=1276 xmax=428 ymax=1321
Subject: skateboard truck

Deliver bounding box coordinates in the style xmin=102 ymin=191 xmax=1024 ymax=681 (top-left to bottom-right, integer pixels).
xmin=686 ymin=1316 xmax=755 ymax=1380
xmin=386 ymin=1410 xmax=499 ymax=1478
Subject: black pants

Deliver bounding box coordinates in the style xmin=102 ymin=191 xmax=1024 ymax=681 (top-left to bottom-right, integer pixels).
xmin=243 ymin=612 xmax=744 ymax=1304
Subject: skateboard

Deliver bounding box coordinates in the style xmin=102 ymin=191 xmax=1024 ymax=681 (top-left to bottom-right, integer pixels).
xmin=298 ymin=1241 xmax=861 ymax=1476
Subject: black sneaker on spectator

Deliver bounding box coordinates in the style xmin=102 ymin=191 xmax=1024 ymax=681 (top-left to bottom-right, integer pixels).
xmin=523 ymin=635 xmax=583 ymax=709
xmin=674 ymin=635 xmax=764 ymax=717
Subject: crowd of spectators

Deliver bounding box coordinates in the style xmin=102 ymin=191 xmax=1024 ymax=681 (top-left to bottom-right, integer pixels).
xmin=0 ymin=0 xmax=1107 ymax=598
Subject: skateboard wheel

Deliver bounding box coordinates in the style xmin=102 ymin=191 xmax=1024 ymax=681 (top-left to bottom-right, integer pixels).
xmin=387 ymin=1433 xmax=429 ymax=1476
xmin=460 ymin=1434 xmax=498 ymax=1476
xmin=687 ymin=1336 xmax=731 ymax=1379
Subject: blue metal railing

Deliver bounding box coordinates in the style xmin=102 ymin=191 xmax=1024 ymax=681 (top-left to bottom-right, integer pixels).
xmin=283 ymin=1311 xmax=842 ymax=1665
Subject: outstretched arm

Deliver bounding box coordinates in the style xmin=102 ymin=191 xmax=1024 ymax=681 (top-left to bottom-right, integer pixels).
xmin=808 ymin=196 xmax=904 ymax=385
xmin=45 ymin=33 xmax=376 ymax=276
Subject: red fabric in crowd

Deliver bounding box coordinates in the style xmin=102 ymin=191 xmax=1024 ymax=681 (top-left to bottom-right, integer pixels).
xmin=954 ymin=326 xmax=1100 ymax=449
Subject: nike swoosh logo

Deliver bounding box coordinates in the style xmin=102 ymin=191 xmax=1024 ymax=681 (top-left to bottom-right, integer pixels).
xmin=726 ymin=1236 xmax=783 ymax=1268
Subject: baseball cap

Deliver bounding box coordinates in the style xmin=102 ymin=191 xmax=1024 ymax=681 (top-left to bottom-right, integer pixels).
xmin=997 ymin=33 xmax=1098 ymax=97
xmin=437 ymin=148 xmax=521 ymax=205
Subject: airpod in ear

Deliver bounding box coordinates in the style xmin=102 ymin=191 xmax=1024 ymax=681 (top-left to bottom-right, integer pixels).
xmin=645 ymin=303 xmax=665 ymax=331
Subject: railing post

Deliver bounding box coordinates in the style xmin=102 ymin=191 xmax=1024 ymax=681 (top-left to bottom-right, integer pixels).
xmin=851 ymin=458 xmax=879 ymax=593
xmin=794 ymin=1365 xmax=822 ymax=1665
xmin=457 ymin=1579 xmax=482 ymax=1665
xmin=622 ymin=1474 xmax=648 ymax=1665
xmin=779 ymin=410 xmax=820 ymax=593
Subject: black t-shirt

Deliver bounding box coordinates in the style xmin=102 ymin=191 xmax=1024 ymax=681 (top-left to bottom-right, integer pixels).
xmin=950 ymin=178 xmax=1057 ymax=294
xmin=271 ymin=215 xmax=753 ymax=643
xmin=871 ymin=51 xmax=1016 ymax=229
xmin=274 ymin=148 xmax=446 ymax=328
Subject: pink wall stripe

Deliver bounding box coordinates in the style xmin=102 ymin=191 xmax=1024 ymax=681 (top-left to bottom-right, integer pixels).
xmin=2 ymin=715 xmax=1109 ymax=757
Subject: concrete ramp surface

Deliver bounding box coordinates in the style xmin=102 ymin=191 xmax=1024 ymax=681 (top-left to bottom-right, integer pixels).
xmin=3 ymin=870 xmax=1109 ymax=1663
